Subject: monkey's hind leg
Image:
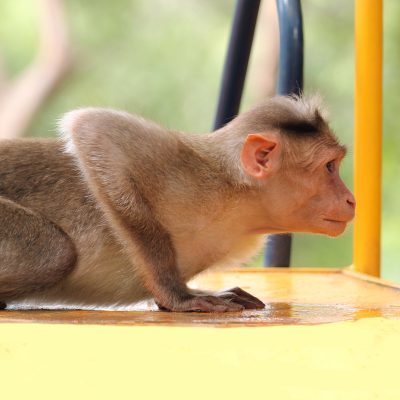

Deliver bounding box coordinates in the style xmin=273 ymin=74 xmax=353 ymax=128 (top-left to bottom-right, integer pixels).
xmin=0 ymin=197 xmax=77 ymax=307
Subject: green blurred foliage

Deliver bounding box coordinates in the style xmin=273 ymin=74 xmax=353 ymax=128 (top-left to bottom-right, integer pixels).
xmin=32 ymin=0 xmax=232 ymax=135
xmin=0 ymin=0 xmax=399 ymax=280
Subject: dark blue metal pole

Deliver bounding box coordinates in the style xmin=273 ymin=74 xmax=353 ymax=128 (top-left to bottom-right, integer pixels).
xmin=264 ymin=0 xmax=304 ymax=267
xmin=276 ymin=0 xmax=304 ymax=95
xmin=213 ymin=0 xmax=261 ymax=129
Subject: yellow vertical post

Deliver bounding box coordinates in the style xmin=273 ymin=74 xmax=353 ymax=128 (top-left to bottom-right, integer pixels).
xmin=353 ymin=0 xmax=383 ymax=276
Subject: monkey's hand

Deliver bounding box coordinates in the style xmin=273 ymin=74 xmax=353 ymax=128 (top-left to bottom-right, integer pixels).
xmin=156 ymin=287 xmax=265 ymax=312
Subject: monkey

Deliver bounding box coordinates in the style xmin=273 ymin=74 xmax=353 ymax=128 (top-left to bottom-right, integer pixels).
xmin=0 ymin=96 xmax=355 ymax=312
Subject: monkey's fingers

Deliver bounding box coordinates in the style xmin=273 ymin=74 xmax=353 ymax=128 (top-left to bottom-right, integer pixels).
xmin=187 ymin=297 xmax=245 ymax=312
xmin=155 ymin=301 xmax=171 ymax=312
xmin=220 ymin=287 xmax=265 ymax=310
xmin=229 ymin=287 xmax=265 ymax=305
xmin=157 ymin=296 xmax=245 ymax=313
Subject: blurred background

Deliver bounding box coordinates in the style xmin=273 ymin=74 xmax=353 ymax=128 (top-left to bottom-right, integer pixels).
xmin=0 ymin=0 xmax=398 ymax=280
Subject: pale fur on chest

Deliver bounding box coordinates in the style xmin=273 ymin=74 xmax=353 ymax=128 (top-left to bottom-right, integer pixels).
xmin=174 ymin=228 xmax=266 ymax=280
xmin=164 ymin=200 xmax=266 ymax=279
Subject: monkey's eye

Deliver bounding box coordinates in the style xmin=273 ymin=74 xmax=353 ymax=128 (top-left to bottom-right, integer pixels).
xmin=326 ymin=160 xmax=335 ymax=173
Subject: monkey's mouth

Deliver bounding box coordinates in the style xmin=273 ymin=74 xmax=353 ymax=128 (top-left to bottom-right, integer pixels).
xmin=323 ymin=219 xmax=347 ymax=224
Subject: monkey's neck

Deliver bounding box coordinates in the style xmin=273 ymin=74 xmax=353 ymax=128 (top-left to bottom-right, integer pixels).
xmin=181 ymin=132 xmax=250 ymax=187
xmin=175 ymin=132 xmax=283 ymax=234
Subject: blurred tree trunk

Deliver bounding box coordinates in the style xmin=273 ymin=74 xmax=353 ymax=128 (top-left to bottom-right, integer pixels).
xmin=248 ymin=0 xmax=279 ymax=101
xmin=0 ymin=0 xmax=71 ymax=139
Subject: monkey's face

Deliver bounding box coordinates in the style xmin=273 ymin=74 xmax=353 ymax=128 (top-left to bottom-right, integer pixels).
xmin=241 ymin=132 xmax=355 ymax=237
xmin=276 ymin=148 xmax=355 ymax=237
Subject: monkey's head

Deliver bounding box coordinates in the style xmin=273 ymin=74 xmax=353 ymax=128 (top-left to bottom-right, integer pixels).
xmin=232 ymin=96 xmax=355 ymax=237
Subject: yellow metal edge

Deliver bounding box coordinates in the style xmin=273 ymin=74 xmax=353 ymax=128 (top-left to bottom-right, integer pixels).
xmin=224 ymin=267 xmax=400 ymax=290
xmin=224 ymin=267 xmax=342 ymax=274
xmin=343 ymin=268 xmax=400 ymax=290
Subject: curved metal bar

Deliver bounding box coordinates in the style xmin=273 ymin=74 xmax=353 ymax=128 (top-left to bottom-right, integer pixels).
xmin=213 ymin=0 xmax=261 ymax=130
xmin=264 ymin=0 xmax=304 ymax=267
xmin=275 ymin=0 xmax=304 ymax=96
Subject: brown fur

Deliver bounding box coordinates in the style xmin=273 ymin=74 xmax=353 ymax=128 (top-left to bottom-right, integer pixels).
xmin=0 ymin=96 xmax=354 ymax=312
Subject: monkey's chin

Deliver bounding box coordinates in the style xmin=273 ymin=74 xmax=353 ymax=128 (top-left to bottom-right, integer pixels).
xmin=320 ymin=219 xmax=347 ymax=237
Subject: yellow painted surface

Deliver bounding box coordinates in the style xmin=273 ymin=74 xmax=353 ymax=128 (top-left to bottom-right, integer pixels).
xmin=2 ymin=270 xmax=400 ymax=398
xmin=353 ymin=0 xmax=383 ymax=276
xmin=1 ymin=319 xmax=400 ymax=400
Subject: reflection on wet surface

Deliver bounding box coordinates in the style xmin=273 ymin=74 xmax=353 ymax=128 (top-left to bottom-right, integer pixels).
xmin=1 ymin=269 xmax=400 ymax=326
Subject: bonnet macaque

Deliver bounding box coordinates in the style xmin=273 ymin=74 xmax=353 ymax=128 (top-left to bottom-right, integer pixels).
xmin=0 ymin=96 xmax=355 ymax=312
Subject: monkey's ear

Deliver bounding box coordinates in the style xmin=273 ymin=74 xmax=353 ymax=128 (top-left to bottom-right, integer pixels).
xmin=240 ymin=133 xmax=281 ymax=179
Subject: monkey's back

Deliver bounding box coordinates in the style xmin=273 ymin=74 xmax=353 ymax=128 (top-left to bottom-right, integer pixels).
xmin=0 ymin=139 xmax=148 ymax=308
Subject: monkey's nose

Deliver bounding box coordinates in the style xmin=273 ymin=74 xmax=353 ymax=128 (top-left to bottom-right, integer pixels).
xmin=346 ymin=193 xmax=356 ymax=209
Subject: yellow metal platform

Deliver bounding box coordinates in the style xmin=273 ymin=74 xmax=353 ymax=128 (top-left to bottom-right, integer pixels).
xmin=1 ymin=268 xmax=400 ymax=325
xmin=1 ymin=269 xmax=400 ymax=400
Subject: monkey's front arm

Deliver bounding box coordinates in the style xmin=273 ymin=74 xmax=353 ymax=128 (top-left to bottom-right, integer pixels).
xmin=64 ymin=109 xmax=264 ymax=312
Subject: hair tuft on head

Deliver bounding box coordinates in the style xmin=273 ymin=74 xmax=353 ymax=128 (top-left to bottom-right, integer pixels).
xmin=229 ymin=94 xmax=331 ymax=139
